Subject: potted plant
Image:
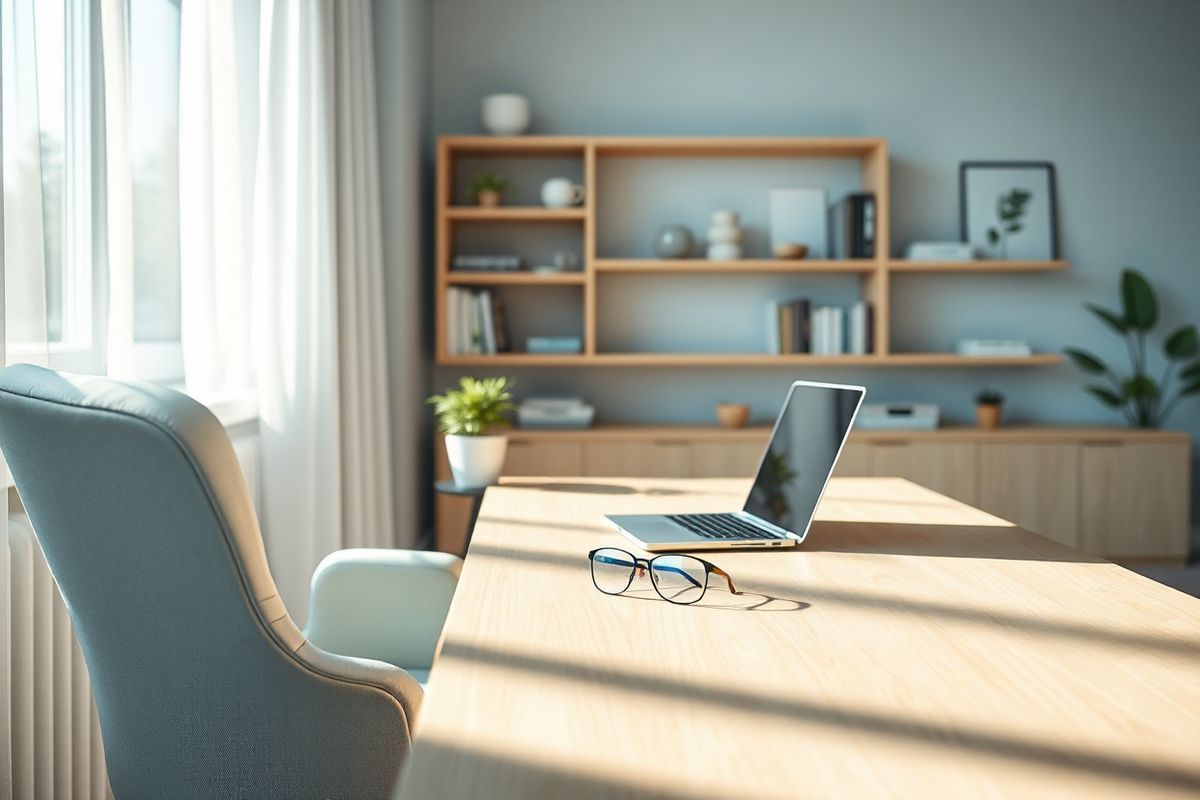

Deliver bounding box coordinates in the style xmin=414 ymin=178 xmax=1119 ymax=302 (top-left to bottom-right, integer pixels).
xmin=1064 ymin=268 xmax=1200 ymax=427
xmin=468 ymin=172 xmax=509 ymax=208
xmin=428 ymin=376 xmax=515 ymax=487
xmin=975 ymin=389 xmax=1004 ymax=430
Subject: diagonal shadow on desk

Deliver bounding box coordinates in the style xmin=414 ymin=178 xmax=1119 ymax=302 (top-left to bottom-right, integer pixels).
xmin=436 ymin=640 xmax=1200 ymax=794
xmin=803 ymin=520 xmax=1094 ymax=563
xmin=466 ymin=541 xmax=1200 ymax=658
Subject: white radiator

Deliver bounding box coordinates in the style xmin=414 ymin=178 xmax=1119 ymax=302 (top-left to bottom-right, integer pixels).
xmin=4 ymin=512 xmax=111 ymax=800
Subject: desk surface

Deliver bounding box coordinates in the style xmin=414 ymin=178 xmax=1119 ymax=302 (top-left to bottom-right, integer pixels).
xmin=398 ymin=477 xmax=1200 ymax=799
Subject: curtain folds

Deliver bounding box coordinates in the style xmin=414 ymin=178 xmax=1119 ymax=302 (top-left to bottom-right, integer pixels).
xmin=332 ymin=1 xmax=395 ymax=551
xmin=97 ymin=0 xmax=134 ymax=378
xmin=179 ymin=0 xmax=253 ymax=396
xmin=181 ymin=0 xmax=397 ymax=621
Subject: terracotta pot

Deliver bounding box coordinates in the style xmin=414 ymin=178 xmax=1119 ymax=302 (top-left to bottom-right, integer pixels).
xmin=715 ymin=403 xmax=750 ymax=429
xmin=477 ymin=190 xmax=501 ymax=208
xmin=976 ymin=403 xmax=1002 ymax=430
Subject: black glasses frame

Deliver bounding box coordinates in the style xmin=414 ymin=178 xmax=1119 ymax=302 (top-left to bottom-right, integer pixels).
xmin=587 ymin=547 xmax=741 ymax=605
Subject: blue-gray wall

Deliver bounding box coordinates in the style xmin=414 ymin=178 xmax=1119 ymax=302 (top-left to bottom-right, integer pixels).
xmin=379 ymin=0 xmax=1200 ymax=527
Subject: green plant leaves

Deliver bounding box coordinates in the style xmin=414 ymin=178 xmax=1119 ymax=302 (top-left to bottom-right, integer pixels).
xmin=1085 ymin=303 xmax=1129 ymax=334
xmin=1085 ymin=386 xmax=1124 ymax=407
xmin=1164 ymin=325 xmax=1199 ymax=359
xmin=1120 ymin=268 xmax=1157 ymax=330
xmin=1121 ymin=374 xmax=1159 ymax=399
xmin=1181 ymin=379 xmax=1200 ymax=397
xmin=1063 ymin=347 xmax=1108 ymax=374
xmin=427 ymin=376 xmax=515 ymax=436
xmin=1183 ymin=363 xmax=1200 ymax=381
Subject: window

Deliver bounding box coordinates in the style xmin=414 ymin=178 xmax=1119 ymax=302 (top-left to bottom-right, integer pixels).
xmin=3 ymin=0 xmax=93 ymax=355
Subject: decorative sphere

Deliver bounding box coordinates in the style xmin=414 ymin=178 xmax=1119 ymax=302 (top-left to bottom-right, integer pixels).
xmin=654 ymin=225 xmax=694 ymax=259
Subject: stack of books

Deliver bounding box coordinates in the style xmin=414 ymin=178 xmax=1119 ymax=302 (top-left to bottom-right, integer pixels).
xmin=526 ymin=336 xmax=582 ymax=354
xmin=516 ymin=397 xmax=596 ymax=429
xmin=446 ymin=287 xmax=510 ymax=355
xmin=766 ymin=299 xmax=873 ymax=356
xmin=451 ymin=255 xmax=523 ymax=272
xmin=956 ymin=339 xmax=1032 ymax=357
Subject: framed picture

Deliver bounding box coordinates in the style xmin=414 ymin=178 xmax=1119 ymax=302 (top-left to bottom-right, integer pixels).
xmin=960 ymin=162 xmax=1058 ymax=259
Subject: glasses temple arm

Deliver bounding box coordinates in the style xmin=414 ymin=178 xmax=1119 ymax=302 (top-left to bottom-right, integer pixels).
xmin=710 ymin=565 xmax=742 ymax=595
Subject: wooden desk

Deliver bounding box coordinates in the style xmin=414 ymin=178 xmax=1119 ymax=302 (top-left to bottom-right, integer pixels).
xmin=398 ymin=478 xmax=1200 ymax=799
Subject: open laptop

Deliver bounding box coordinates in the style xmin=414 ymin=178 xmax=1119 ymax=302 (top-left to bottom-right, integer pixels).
xmin=606 ymin=380 xmax=865 ymax=551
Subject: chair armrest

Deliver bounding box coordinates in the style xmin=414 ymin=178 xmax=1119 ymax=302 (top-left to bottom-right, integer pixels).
xmin=305 ymin=548 xmax=462 ymax=672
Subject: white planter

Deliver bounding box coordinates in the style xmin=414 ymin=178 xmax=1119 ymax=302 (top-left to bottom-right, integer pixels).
xmin=445 ymin=434 xmax=508 ymax=487
xmin=481 ymin=94 xmax=530 ymax=135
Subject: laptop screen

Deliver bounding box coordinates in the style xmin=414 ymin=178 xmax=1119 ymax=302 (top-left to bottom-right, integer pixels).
xmin=742 ymin=382 xmax=864 ymax=534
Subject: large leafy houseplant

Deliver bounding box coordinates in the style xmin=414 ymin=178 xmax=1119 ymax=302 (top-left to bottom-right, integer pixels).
xmin=1064 ymin=269 xmax=1200 ymax=428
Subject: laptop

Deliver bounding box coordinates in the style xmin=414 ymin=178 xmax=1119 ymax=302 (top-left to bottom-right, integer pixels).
xmin=606 ymin=380 xmax=865 ymax=551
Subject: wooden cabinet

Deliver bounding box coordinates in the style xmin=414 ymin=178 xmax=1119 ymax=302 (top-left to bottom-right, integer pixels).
xmin=434 ymin=427 xmax=1191 ymax=561
xmin=691 ymin=440 xmax=769 ymax=478
xmin=867 ymin=441 xmax=977 ymax=505
xmin=583 ymin=441 xmax=691 ymax=477
xmin=832 ymin=442 xmax=871 ymax=477
xmin=977 ymin=443 xmax=1079 ymax=548
xmin=1079 ymin=441 xmax=1190 ymax=560
xmin=504 ymin=440 xmax=582 ymax=476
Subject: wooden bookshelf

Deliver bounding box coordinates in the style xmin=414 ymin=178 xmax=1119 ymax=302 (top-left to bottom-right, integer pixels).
xmin=445 ymin=271 xmax=585 ymax=286
xmin=888 ymin=259 xmax=1069 ymax=273
xmin=436 ymin=135 xmax=1068 ymax=367
xmin=445 ymin=206 xmax=586 ymax=222
xmin=594 ymin=258 xmax=877 ymax=274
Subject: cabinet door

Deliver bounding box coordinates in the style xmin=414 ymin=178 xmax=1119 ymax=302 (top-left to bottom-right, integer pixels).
xmin=977 ymin=443 xmax=1079 ymax=547
xmin=691 ymin=440 xmax=768 ymax=478
xmin=869 ymin=441 xmax=978 ymax=505
xmin=503 ymin=440 xmax=583 ymax=477
xmin=1079 ymin=442 xmax=1189 ymax=559
xmin=583 ymin=441 xmax=691 ymax=478
xmin=833 ymin=442 xmax=871 ymax=477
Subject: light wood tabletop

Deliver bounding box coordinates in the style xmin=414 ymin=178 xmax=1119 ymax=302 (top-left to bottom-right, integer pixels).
xmin=397 ymin=477 xmax=1200 ymax=800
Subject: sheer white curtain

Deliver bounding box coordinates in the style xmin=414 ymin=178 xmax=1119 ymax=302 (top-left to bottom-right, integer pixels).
xmin=180 ymin=0 xmax=397 ymax=622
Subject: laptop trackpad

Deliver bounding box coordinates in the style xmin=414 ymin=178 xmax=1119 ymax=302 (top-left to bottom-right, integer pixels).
xmin=606 ymin=514 xmax=688 ymax=545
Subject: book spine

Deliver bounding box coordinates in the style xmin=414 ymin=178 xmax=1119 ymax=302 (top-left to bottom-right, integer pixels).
xmin=796 ymin=299 xmax=811 ymax=353
xmin=480 ymin=290 xmax=497 ymax=355
xmin=766 ymin=301 xmax=781 ymax=355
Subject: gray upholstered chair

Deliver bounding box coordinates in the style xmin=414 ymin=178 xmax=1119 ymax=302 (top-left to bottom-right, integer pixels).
xmin=0 ymin=364 xmax=460 ymax=799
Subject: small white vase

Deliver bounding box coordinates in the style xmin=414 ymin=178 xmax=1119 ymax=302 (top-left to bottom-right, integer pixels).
xmin=445 ymin=434 xmax=508 ymax=487
xmin=481 ymin=94 xmax=530 ymax=135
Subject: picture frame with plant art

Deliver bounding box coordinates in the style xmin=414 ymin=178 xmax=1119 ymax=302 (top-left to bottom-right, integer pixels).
xmin=960 ymin=162 xmax=1058 ymax=260
xmin=1064 ymin=268 xmax=1200 ymax=428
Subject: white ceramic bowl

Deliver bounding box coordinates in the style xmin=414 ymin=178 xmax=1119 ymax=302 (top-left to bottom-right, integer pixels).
xmin=481 ymin=94 xmax=530 ymax=135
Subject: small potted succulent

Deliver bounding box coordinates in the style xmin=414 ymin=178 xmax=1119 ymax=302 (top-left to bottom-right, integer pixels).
xmin=468 ymin=172 xmax=509 ymax=208
xmin=428 ymin=376 xmax=515 ymax=487
xmin=975 ymin=389 xmax=1004 ymax=430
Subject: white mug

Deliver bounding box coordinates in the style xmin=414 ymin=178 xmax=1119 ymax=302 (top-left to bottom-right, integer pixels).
xmin=541 ymin=178 xmax=585 ymax=208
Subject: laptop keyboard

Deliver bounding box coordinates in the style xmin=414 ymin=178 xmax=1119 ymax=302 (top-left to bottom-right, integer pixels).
xmin=667 ymin=513 xmax=785 ymax=540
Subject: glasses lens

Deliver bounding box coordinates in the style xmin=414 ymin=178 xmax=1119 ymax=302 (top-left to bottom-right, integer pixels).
xmin=591 ymin=548 xmax=636 ymax=594
xmin=649 ymin=555 xmax=708 ymax=604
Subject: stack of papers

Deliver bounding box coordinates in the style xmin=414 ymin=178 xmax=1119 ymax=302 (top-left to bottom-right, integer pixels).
xmin=516 ymin=398 xmax=595 ymax=429
xmin=957 ymin=339 xmax=1032 ymax=357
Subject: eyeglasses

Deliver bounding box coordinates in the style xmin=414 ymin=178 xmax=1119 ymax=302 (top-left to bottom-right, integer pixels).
xmin=587 ymin=547 xmax=741 ymax=605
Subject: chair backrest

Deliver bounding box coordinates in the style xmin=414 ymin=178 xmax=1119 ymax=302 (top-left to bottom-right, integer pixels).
xmin=0 ymin=365 xmax=421 ymax=799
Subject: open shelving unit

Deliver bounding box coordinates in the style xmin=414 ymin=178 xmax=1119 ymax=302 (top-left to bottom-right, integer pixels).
xmin=436 ymin=135 xmax=1067 ymax=367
